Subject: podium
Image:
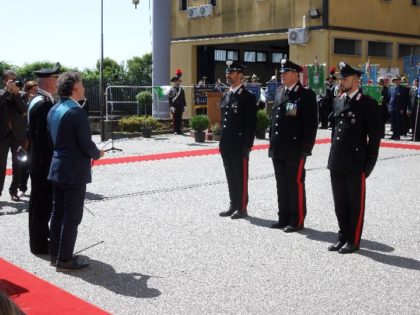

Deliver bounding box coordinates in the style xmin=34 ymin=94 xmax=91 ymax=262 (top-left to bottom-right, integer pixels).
xmin=206 ymin=92 xmax=223 ymax=125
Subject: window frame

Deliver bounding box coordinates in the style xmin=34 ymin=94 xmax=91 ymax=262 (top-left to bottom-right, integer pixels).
xmin=367 ymin=40 xmax=393 ymax=58
xmin=179 ymin=0 xmax=188 ymax=11
xmin=332 ymin=37 xmax=362 ymax=56
xmin=243 ymin=51 xmax=257 ymax=63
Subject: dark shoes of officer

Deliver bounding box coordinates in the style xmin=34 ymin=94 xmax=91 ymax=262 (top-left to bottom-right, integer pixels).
xmin=270 ymin=222 xmax=288 ymax=229
xmin=219 ymin=208 xmax=236 ymax=217
xmin=56 ymin=256 xmax=89 ymax=272
xmin=283 ymin=225 xmax=304 ymax=233
xmin=328 ymin=241 xmax=346 ymax=252
xmin=338 ymin=242 xmax=359 ymax=254
xmin=231 ymin=210 xmax=248 ymax=219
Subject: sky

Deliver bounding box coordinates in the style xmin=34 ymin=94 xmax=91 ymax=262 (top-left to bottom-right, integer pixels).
xmin=5 ymin=0 xmax=152 ymax=70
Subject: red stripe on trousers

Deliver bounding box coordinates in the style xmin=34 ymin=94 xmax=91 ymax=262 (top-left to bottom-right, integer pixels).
xmin=354 ymin=173 xmax=366 ymax=246
xmin=297 ymin=158 xmax=305 ymax=227
xmin=242 ymin=158 xmax=248 ymax=211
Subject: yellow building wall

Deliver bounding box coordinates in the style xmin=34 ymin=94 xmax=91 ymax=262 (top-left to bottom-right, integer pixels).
xmin=171 ymin=0 xmax=324 ymax=39
xmin=329 ymin=0 xmax=420 ymax=36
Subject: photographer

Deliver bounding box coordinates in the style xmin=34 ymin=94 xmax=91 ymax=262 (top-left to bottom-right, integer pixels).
xmin=0 ymin=70 xmax=27 ymax=201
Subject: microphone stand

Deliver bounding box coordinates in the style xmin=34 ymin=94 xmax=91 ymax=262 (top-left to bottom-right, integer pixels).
xmin=105 ymin=84 xmax=122 ymax=152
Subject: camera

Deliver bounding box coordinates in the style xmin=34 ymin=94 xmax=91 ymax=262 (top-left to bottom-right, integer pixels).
xmin=14 ymin=80 xmax=23 ymax=89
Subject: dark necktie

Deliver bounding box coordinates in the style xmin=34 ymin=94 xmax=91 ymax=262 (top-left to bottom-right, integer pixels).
xmin=345 ymin=95 xmax=351 ymax=104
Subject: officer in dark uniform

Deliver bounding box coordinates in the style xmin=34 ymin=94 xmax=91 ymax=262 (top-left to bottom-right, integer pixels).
xmin=27 ymin=63 xmax=60 ymax=255
xmin=269 ymin=59 xmax=318 ymax=232
xmin=378 ymin=77 xmax=390 ymax=138
xmin=168 ymin=74 xmax=186 ymax=134
xmin=219 ymin=60 xmax=257 ymax=219
xmin=319 ymin=67 xmax=337 ymax=129
xmin=388 ymin=75 xmax=409 ymax=140
xmin=327 ymin=62 xmax=382 ymax=254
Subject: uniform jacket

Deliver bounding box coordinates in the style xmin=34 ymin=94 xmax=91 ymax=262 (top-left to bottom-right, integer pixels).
xmin=388 ymin=85 xmax=409 ymax=112
xmin=219 ymin=85 xmax=257 ymax=155
xmin=47 ymin=98 xmax=100 ymax=185
xmin=0 ymin=89 xmax=27 ymax=142
xmin=408 ymin=86 xmax=418 ymax=113
xmin=328 ymin=92 xmax=382 ymax=174
xmin=28 ymin=90 xmax=54 ymax=171
xmin=168 ymin=86 xmax=186 ymax=112
xmin=269 ymin=81 xmax=318 ymax=159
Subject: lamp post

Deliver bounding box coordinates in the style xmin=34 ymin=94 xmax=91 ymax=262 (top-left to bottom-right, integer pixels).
xmin=100 ymin=0 xmax=105 ymax=141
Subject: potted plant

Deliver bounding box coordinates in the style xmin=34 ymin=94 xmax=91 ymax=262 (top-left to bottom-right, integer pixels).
xmin=136 ymin=90 xmax=153 ymax=116
xmin=142 ymin=116 xmax=158 ymax=138
xmin=189 ymin=115 xmax=210 ymax=143
xmin=211 ymin=123 xmax=221 ymax=141
xmin=256 ymin=110 xmax=270 ymax=139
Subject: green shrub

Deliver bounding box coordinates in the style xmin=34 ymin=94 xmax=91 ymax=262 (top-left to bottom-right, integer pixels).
xmin=119 ymin=116 xmax=144 ymax=132
xmin=256 ymin=110 xmax=270 ymax=131
xmin=136 ymin=91 xmax=153 ymax=115
xmin=143 ymin=116 xmax=161 ymax=129
xmin=190 ymin=115 xmax=210 ymax=132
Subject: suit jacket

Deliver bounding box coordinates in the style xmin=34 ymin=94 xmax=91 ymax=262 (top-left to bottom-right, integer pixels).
xmin=328 ymin=92 xmax=382 ymax=174
xmin=219 ymin=85 xmax=257 ymax=155
xmin=0 ymin=89 xmax=27 ymax=142
xmin=47 ymin=98 xmax=100 ymax=185
xmin=388 ymin=85 xmax=409 ymax=112
xmin=168 ymin=86 xmax=186 ymax=111
xmin=269 ymin=82 xmax=318 ymax=159
xmin=28 ymin=90 xmax=54 ymax=172
xmin=409 ymin=86 xmax=418 ymax=113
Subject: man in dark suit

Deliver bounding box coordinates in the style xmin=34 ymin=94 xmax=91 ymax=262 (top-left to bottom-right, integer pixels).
xmin=327 ymin=62 xmax=382 ymax=254
xmin=27 ymin=63 xmax=60 ymax=255
xmin=388 ymin=76 xmax=409 ymax=140
xmin=0 ymin=70 xmax=27 ymax=201
xmin=218 ymin=60 xmax=257 ymax=219
xmin=48 ymin=71 xmax=104 ymax=271
xmin=168 ymin=75 xmax=186 ymax=134
xmin=269 ymin=59 xmax=318 ymax=232
xmin=378 ymin=77 xmax=390 ymax=138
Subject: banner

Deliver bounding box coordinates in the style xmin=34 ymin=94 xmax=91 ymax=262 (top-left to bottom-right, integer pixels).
xmin=360 ymin=64 xmax=379 ymax=85
xmin=306 ymin=63 xmax=326 ymax=95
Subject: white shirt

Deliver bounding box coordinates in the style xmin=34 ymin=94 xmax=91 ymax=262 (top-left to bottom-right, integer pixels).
xmin=229 ymin=84 xmax=242 ymax=95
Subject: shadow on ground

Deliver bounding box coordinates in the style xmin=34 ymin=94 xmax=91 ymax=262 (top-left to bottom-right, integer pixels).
xmin=0 ymin=200 xmax=28 ymax=216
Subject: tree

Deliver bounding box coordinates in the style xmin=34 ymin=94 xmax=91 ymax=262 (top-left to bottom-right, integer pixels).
xmin=16 ymin=61 xmax=69 ymax=80
xmin=126 ymin=53 xmax=152 ymax=85
xmin=0 ymin=61 xmax=16 ymax=77
xmin=95 ymin=57 xmax=126 ymax=82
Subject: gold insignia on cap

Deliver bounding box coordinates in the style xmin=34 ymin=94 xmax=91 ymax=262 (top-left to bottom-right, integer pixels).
xmin=226 ymin=60 xmax=233 ymax=66
xmin=339 ymin=61 xmax=346 ymax=69
xmin=281 ymin=59 xmax=287 ymax=65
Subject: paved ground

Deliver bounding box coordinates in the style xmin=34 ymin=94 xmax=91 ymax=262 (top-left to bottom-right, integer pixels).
xmin=1 ymin=128 xmax=419 ymax=314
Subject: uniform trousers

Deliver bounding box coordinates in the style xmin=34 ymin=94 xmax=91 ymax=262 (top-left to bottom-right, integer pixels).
xmin=28 ymin=165 xmax=53 ymax=253
xmin=49 ymin=182 xmax=86 ymax=261
xmin=221 ymin=153 xmax=249 ymax=212
xmin=390 ymin=110 xmax=401 ymax=138
xmin=172 ymin=109 xmax=183 ymax=134
xmin=272 ymin=157 xmax=306 ymax=227
xmin=0 ymin=132 xmax=23 ymax=195
xmin=330 ymin=170 xmax=366 ymax=247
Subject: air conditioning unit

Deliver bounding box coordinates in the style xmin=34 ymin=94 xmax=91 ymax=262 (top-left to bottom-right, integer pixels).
xmin=288 ymin=28 xmax=310 ymax=45
xmin=187 ymin=6 xmax=200 ymax=19
xmin=198 ymin=4 xmax=213 ymax=17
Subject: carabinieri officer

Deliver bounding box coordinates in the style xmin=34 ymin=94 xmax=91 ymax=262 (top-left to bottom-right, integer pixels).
xmin=269 ymin=59 xmax=318 ymax=232
xmin=218 ymin=60 xmax=257 ymax=219
xmin=327 ymin=62 xmax=381 ymax=254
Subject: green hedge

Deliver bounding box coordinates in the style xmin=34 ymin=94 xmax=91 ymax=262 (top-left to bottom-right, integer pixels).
xmin=119 ymin=115 xmax=163 ymax=132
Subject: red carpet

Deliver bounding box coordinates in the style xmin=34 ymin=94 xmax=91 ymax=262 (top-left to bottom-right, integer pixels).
xmin=4 ymin=138 xmax=420 ymax=174
xmin=0 ymin=258 xmax=110 ymax=315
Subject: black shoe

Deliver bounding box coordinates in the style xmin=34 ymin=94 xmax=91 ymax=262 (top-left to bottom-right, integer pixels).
xmin=219 ymin=208 xmax=236 ymax=217
xmin=270 ymin=222 xmax=288 ymax=229
xmin=328 ymin=241 xmax=346 ymax=252
xmin=231 ymin=210 xmax=248 ymax=219
xmin=283 ymin=225 xmax=304 ymax=233
xmin=338 ymin=242 xmax=359 ymax=254
xmin=56 ymin=256 xmax=89 ymax=272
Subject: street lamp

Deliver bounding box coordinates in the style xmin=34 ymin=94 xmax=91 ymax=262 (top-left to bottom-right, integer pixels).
xmin=132 ymin=0 xmax=140 ymax=9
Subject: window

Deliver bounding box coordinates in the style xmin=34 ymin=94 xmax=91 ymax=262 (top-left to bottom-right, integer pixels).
xmin=256 ymin=52 xmax=268 ymax=63
xmin=179 ymin=0 xmax=187 ymax=11
xmin=399 ymin=44 xmax=420 ymax=57
xmin=368 ymin=41 xmax=392 ymax=58
xmin=227 ymin=50 xmax=239 ymax=61
xmin=412 ymin=0 xmax=420 ymax=6
xmin=333 ymin=38 xmax=361 ymax=55
xmin=244 ymin=51 xmax=256 ymax=62
xmin=272 ymin=52 xmax=287 ymax=63
xmin=214 ymin=50 xmax=226 ymax=61
xmin=209 ymin=0 xmax=217 ymax=6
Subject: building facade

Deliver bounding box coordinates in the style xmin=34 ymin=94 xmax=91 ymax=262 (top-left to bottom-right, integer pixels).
xmin=170 ymin=0 xmax=420 ymax=116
